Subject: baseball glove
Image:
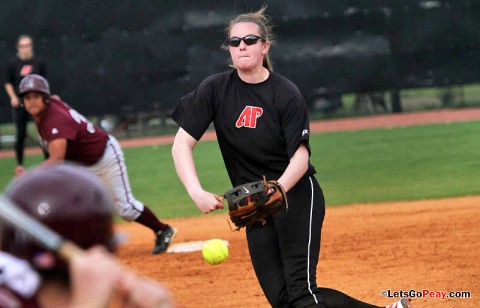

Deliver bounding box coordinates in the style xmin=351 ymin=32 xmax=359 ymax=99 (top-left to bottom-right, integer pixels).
xmin=223 ymin=177 xmax=288 ymax=231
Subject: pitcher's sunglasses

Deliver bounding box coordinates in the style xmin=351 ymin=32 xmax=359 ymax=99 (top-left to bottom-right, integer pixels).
xmin=226 ymin=35 xmax=266 ymax=47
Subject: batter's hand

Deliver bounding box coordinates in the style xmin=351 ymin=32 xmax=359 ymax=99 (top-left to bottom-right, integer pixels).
xmin=69 ymin=246 xmax=122 ymax=307
xmin=69 ymin=246 xmax=175 ymax=308
xmin=190 ymin=189 xmax=224 ymax=214
xmin=118 ymin=271 xmax=175 ymax=308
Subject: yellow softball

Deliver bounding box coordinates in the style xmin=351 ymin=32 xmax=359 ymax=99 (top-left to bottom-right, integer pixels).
xmin=202 ymin=239 xmax=228 ymax=265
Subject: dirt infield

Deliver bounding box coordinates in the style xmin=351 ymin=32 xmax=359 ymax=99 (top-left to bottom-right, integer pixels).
xmin=117 ymin=197 xmax=479 ymax=308
xmin=111 ymin=108 xmax=479 ymax=308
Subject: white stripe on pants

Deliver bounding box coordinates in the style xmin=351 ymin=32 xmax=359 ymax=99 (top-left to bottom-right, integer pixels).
xmin=89 ymin=135 xmax=144 ymax=221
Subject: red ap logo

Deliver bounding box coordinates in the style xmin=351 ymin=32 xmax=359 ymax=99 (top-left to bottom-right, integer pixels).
xmin=236 ymin=106 xmax=263 ymax=128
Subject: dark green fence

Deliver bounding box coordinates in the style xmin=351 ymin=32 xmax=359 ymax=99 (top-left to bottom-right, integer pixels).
xmin=1 ymin=0 xmax=479 ymax=122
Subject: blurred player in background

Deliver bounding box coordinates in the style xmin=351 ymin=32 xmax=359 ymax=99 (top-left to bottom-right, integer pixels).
xmin=17 ymin=74 xmax=176 ymax=255
xmin=4 ymin=35 xmax=48 ymax=175
xmin=171 ymin=6 xmax=411 ymax=308
xmin=0 ymin=163 xmax=174 ymax=307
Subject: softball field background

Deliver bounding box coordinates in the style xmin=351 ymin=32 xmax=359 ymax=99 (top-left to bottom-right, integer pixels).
xmin=110 ymin=108 xmax=480 ymax=308
xmin=0 ymin=108 xmax=478 ymax=307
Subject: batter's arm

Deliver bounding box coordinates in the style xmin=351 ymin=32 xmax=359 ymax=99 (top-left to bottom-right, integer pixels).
xmin=277 ymin=143 xmax=309 ymax=193
xmin=172 ymin=128 xmax=223 ymax=214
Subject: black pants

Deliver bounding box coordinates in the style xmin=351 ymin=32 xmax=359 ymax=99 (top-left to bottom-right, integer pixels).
xmin=246 ymin=176 xmax=381 ymax=308
xmin=12 ymin=107 xmax=29 ymax=165
xmin=12 ymin=107 xmax=48 ymax=165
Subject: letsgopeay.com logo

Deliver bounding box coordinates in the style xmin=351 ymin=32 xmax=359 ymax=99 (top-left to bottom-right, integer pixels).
xmin=380 ymin=289 xmax=471 ymax=300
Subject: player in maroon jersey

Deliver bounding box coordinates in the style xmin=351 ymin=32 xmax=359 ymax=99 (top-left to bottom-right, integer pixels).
xmin=17 ymin=74 xmax=176 ymax=255
xmin=0 ymin=164 xmax=174 ymax=307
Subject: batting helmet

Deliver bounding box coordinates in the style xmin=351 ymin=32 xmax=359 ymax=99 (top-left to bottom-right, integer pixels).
xmin=19 ymin=74 xmax=50 ymax=96
xmin=1 ymin=163 xmax=115 ymax=269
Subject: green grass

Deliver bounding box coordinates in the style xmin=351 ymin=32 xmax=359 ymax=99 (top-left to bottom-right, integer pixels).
xmin=1 ymin=120 xmax=480 ymax=219
xmin=120 ymin=142 xmax=230 ymax=218
xmin=312 ymin=121 xmax=480 ymax=205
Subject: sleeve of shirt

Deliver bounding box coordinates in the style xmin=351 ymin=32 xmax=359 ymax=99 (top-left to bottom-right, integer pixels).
xmin=0 ymin=252 xmax=40 ymax=299
xmin=281 ymin=84 xmax=312 ymax=159
xmin=170 ymin=77 xmax=215 ymax=141
xmin=41 ymin=114 xmax=77 ymax=142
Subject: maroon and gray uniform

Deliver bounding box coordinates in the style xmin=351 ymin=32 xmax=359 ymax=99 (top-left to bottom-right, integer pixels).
xmin=0 ymin=252 xmax=40 ymax=308
xmin=35 ymin=96 xmax=144 ymax=221
xmin=171 ymin=69 xmax=326 ymax=307
xmin=37 ymin=96 xmax=108 ymax=165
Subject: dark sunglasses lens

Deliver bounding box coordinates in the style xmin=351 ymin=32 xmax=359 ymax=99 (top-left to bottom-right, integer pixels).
xmin=244 ymin=36 xmax=260 ymax=45
xmin=228 ymin=38 xmax=241 ymax=47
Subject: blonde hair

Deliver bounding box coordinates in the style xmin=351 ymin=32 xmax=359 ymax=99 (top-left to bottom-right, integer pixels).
xmin=225 ymin=6 xmax=275 ymax=71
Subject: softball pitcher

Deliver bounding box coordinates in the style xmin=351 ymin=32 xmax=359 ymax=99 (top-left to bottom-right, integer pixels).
xmin=171 ymin=6 xmax=411 ymax=308
xmin=17 ymin=74 xmax=176 ymax=255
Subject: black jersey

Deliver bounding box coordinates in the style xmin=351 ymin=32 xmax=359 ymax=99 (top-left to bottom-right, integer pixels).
xmin=5 ymin=56 xmax=46 ymax=95
xmin=171 ymin=69 xmax=316 ymax=186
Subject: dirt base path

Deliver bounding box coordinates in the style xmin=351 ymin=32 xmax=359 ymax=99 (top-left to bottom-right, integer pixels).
xmin=117 ymin=196 xmax=479 ymax=308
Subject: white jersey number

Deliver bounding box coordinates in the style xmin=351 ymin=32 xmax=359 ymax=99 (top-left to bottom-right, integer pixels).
xmin=69 ymin=109 xmax=96 ymax=133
